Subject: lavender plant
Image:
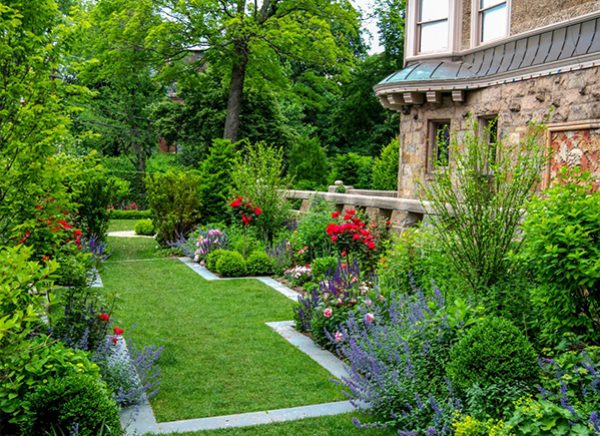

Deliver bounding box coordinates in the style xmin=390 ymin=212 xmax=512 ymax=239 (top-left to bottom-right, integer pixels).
xmin=335 ymin=289 xmax=464 ymax=434
xmin=266 ymin=240 xmax=293 ymax=275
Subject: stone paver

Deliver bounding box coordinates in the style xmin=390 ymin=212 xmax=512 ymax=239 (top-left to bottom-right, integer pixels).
xmin=266 ymin=321 xmax=350 ymax=380
xmin=156 ymin=400 xmax=355 ymax=434
xmin=108 ymin=230 xmax=155 ymax=238
xmin=178 ymin=257 xmax=301 ymax=302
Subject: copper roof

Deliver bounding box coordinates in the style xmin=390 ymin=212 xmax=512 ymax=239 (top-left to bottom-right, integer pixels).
xmin=375 ymin=13 xmax=600 ymax=103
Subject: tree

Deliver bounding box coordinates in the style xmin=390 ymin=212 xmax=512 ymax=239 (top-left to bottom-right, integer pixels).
xmin=199 ymin=139 xmax=237 ymax=223
xmin=153 ymin=0 xmax=361 ymax=142
xmin=372 ymin=138 xmax=399 ymax=190
xmin=0 ymin=1 xmax=74 ymax=242
xmin=73 ymin=0 xmax=163 ymax=172
xmin=288 ymin=135 xmax=329 ymax=189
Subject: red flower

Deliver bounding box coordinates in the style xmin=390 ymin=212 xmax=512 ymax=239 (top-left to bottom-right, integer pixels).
xmin=241 ymin=215 xmax=252 ymax=226
xmin=74 ymin=229 xmax=82 ymax=237
xmin=58 ymin=219 xmax=73 ymax=230
xmin=112 ymin=337 xmax=118 ymax=345
xmin=77 ymin=244 xmax=82 ymax=251
xmin=386 ymin=220 xmax=391 ymax=226
xmin=35 ymin=205 xmax=43 ymax=210
xmin=352 ymin=233 xmax=361 ymax=241
xmin=343 ymin=214 xmax=351 ymax=220
xmin=341 ymin=250 xmax=347 ymax=257
xmin=113 ymin=327 xmax=124 ymax=335
xmin=254 ymin=207 xmax=262 ymax=216
xmin=347 ymin=209 xmax=356 ymax=216
xmin=229 ymin=197 xmax=243 ymax=208
xmin=367 ymin=241 xmax=376 ymax=250
xmin=331 ymin=235 xmax=338 ymax=242
xmin=331 ymin=211 xmax=340 ymax=219
xmin=97 ymin=313 xmax=110 ymax=322
xmin=41 ymin=255 xmax=50 ymax=263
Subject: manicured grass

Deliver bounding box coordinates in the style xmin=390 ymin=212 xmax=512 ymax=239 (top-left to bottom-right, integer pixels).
xmin=156 ymin=413 xmax=395 ymax=435
xmin=108 ymin=219 xmax=136 ymax=232
xmin=102 ymin=237 xmax=345 ymax=422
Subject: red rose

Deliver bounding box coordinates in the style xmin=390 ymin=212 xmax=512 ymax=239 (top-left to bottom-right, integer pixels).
xmin=352 ymin=233 xmax=361 ymax=240
xmin=254 ymin=207 xmax=262 ymax=216
xmin=74 ymin=229 xmax=82 ymax=237
xmin=367 ymin=241 xmax=376 ymax=250
xmin=112 ymin=337 xmax=118 ymax=345
xmin=229 ymin=197 xmax=243 ymax=208
xmin=97 ymin=313 xmax=110 ymax=322
xmin=113 ymin=327 xmax=124 ymax=335
xmin=35 ymin=205 xmax=43 ymax=210
xmin=386 ymin=220 xmax=391 ymax=226
xmin=347 ymin=209 xmax=356 ymax=216
xmin=241 ymin=215 xmax=251 ymax=226
xmin=331 ymin=211 xmax=340 ymax=219
xmin=341 ymin=250 xmax=347 ymax=257
xmin=331 ymin=235 xmax=338 ymax=242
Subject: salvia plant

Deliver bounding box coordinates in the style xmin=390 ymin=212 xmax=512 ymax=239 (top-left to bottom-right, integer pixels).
xmin=334 ymin=288 xmax=463 ymax=434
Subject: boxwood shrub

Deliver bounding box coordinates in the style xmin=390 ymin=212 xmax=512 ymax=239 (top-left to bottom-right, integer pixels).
xmin=134 ymin=219 xmax=155 ymax=236
xmin=246 ymin=250 xmax=274 ymax=276
xmin=216 ymin=250 xmax=247 ymax=277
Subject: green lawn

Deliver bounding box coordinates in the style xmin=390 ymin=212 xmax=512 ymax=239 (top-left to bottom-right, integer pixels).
xmin=103 ymin=237 xmax=345 ymax=422
xmin=108 ymin=219 xmax=136 ymax=232
xmin=157 ymin=413 xmax=395 ymax=435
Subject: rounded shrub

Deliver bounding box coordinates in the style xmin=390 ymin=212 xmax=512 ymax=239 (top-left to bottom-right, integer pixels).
xmin=134 ymin=219 xmax=155 ymax=236
xmin=205 ymin=249 xmax=227 ymax=272
xmin=216 ymin=250 xmax=247 ymax=277
xmin=447 ymin=317 xmax=539 ymax=392
xmin=246 ymin=250 xmax=274 ymax=276
xmin=22 ymin=374 xmax=122 ymax=436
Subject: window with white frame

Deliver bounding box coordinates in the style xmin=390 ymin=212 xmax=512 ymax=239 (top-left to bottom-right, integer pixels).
xmin=417 ymin=0 xmax=450 ymax=53
xmin=478 ymin=0 xmax=508 ymax=43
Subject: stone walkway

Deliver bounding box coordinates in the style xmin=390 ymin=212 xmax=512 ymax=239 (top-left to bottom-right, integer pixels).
xmin=107 ymin=238 xmax=356 ymax=434
xmin=108 ymin=230 xmax=155 ymax=238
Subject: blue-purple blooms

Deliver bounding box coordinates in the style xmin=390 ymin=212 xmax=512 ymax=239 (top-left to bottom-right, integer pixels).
xmin=538 ymin=352 xmax=600 ymax=433
xmin=333 ymin=290 xmax=461 ymax=434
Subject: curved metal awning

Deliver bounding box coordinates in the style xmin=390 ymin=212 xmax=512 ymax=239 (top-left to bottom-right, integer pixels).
xmin=376 ymin=12 xmax=600 ymax=109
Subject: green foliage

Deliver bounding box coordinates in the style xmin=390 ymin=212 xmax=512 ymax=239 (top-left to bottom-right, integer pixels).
xmin=134 ymin=219 xmax=155 ymax=236
xmin=311 ymin=256 xmax=339 ymax=281
xmin=1 ymin=338 xmax=100 ymax=426
xmin=421 ymin=119 xmax=547 ymax=294
xmin=452 ymin=414 xmax=507 ymax=436
xmin=0 ymin=0 xmax=74 ymax=243
xmin=22 ymin=374 xmax=122 ymax=436
xmin=447 ymin=317 xmax=540 ymax=393
xmin=291 ymin=198 xmax=336 ymax=262
xmin=372 ymin=138 xmax=399 ymax=190
xmin=216 ymin=250 xmax=247 ymax=277
xmin=505 ymin=397 xmax=592 ymax=435
xmin=110 ymin=209 xmax=152 ymax=220
xmin=60 ymin=153 xmax=124 ymax=242
xmin=377 ymin=226 xmax=462 ymax=297
xmin=520 ymin=172 xmax=600 ymax=346
xmin=246 ymin=251 xmax=274 ymax=276
xmin=205 ymin=249 xmax=227 ymax=272
xmin=329 ymin=153 xmax=373 ymax=188
xmin=324 ymin=54 xmax=400 ymax=156
xmin=145 ymin=170 xmax=202 ymax=245
xmin=199 ymin=139 xmax=237 ymax=223
xmin=230 ymin=142 xmax=291 ymax=242
xmin=288 ymin=136 xmax=329 ymax=189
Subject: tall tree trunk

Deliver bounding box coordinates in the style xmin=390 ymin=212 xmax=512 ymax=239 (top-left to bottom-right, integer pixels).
xmin=223 ymin=40 xmax=248 ymax=142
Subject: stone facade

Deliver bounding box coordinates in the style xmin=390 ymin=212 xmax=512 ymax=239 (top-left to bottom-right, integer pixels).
xmin=398 ymin=67 xmax=600 ymax=198
xmin=511 ymin=0 xmax=600 ymax=35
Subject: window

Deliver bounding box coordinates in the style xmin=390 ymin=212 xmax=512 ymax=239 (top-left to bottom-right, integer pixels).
xmin=478 ymin=0 xmax=508 ymax=43
xmin=479 ymin=115 xmax=499 ymax=172
xmin=417 ymin=0 xmax=450 ymax=53
xmin=428 ymin=120 xmax=451 ymax=172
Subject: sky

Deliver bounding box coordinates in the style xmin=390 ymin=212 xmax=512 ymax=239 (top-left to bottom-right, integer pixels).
xmin=351 ymin=0 xmax=383 ymax=54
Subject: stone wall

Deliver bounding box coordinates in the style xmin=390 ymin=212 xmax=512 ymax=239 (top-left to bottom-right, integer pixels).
xmin=397 ymin=66 xmax=600 ymax=198
xmin=461 ymin=0 xmax=471 ymax=50
xmin=511 ymin=0 xmax=600 ymax=35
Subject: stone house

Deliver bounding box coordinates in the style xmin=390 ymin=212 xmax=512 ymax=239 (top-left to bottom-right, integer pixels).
xmin=375 ymin=0 xmax=600 ymax=199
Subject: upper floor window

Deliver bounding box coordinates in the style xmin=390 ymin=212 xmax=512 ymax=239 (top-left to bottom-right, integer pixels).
xmin=418 ymin=0 xmax=450 ymax=53
xmin=478 ymin=0 xmax=508 ymax=43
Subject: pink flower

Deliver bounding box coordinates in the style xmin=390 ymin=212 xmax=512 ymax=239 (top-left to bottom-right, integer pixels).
xmin=323 ymin=307 xmax=333 ymax=318
xmin=364 ymin=313 xmax=375 ymax=324
xmin=335 ymin=331 xmax=343 ymax=342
